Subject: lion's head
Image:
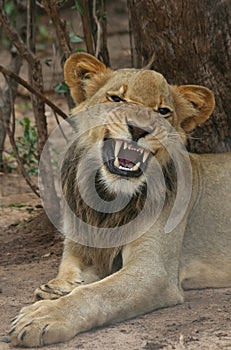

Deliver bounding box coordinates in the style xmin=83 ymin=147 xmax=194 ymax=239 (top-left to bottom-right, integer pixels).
xmin=63 ymin=53 xmax=215 ymax=196
xmin=60 ymin=53 xmax=215 ymax=246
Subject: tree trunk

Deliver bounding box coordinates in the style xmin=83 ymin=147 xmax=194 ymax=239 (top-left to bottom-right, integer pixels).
xmin=127 ymin=0 xmax=231 ymax=153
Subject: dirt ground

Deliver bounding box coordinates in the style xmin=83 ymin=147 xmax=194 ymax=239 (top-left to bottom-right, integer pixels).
xmin=1 ymin=1 xmax=231 ymax=349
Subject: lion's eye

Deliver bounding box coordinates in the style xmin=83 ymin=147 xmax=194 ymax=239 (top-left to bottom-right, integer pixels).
xmin=158 ymin=107 xmax=171 ymax=116
xmin=108 ymin=95 xmax=125 ymax=103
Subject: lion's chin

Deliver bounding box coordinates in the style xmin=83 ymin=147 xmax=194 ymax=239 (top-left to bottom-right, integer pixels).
xmin=100 ymin=166 xmax=146 ymax=197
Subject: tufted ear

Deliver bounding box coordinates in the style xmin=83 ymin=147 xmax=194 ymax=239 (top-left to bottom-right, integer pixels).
xmin=174 ymin=85 xmax=215 ymax=132
xmin=64 ymin=53 xmax=111 ymax=104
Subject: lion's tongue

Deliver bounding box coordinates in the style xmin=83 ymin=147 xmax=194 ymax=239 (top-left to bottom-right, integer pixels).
xmin=118 ymin=149 xmax=139 ymax=169
xmin=118 ymin=158 xmax=134 ymax=169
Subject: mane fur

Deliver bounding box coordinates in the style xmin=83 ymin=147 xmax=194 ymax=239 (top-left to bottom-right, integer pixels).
xmin=61 ymin=138 xmax=177 ymax=249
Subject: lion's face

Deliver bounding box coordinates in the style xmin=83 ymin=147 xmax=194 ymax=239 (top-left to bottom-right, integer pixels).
xmin=70 ymin=101 xmax=176 ymax=196
xmin=85 ymin=103 xmax=173 ymax=195
xmin=64 ymin=53 xmax=215 ymax=196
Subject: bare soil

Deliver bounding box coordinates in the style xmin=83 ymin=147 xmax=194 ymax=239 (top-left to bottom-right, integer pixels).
xmin=1 ymin=2 xmax=231 ymax=349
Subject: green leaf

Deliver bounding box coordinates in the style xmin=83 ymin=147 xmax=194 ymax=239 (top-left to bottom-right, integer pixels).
xmin=72 ymin=0 xmax=84 ymax=16
xmin=4 ymin=0 xmax=15 ymax=18
xmin=69 ymin=32 xmax=83 ymax=43
xmin=101 ymin=12 xmax=107 ymax=24
xmin=38 ymin=25 xmax=51 ymax=41
xmin=45 ymin=58 xmax=52 ymax=67
xmin=54 ymin=81 xmax=69 ymax=94
xmin=74 ymin=48 xmax=86 ymax=53
xmin=9 ymin=203 xmax=27 ymax=208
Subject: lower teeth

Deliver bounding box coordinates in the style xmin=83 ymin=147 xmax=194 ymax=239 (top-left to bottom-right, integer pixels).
xmin=114 ymin=159 xmax=141 ymax=172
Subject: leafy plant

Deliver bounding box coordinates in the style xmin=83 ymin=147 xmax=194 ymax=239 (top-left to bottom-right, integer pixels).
xmin=3 ymin=152 xmax=17 ymax=173
xmin=4 ymin=0 xmax=16 ymax=20
xmin=15 ymin=117 xmax=38 ymax=175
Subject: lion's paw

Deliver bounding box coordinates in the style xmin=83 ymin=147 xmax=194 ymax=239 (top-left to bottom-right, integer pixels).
xmin=34 ymin=278 xmax=83 ymax=301
xmin=9 ymin=300 xmax=76 ymax=347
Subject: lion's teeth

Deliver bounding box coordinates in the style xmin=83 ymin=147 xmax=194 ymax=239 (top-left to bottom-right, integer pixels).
xmin=118 ymin=161 xmax=141 ymax=172
xmin=114 ymin=140 xmax=123 ymax=157
xmin=128 ymin=144 xmax=132 ymax=150
xmin=123 ymin=142 xmax=128 ymax=150
xmin=132 ymin=162 xmax=140 ymax=171
xmin=143 ymin=150 xmax=149 ymax=163
xmin=114 ymin=157 xmax=120 ymax=168
xmin=113 ymin=139 xmax=149 ymax=171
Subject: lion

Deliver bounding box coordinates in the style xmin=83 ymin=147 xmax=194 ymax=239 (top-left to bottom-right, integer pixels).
xmin=10 ymin=53 xmax=231 ymax=347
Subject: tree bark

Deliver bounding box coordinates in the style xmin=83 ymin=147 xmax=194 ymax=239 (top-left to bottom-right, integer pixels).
xmin=127 ymin=0 xmax=231 ymax=153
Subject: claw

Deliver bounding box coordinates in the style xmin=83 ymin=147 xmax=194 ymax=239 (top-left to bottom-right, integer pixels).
xmin=41 ymin=324 xmax=49 ymax=337
xmin=9 ymin=327 xmax=15 ymax=335
xmin=19 ymin=330 xmax=27 ymax=341
xmin=44 ymin=284 xmax=52 ymax=290
xmin=11 ymin=314 xmax=24 ymax=327
xmin=34 ymin=293 xmax=44 ymax=301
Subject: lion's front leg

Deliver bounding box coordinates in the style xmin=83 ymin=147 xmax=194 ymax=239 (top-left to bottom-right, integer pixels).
xmin=34 ymin=240 xmax=100 ymax=301
xmin=10 ymin=268 xmax=183 ymax=347
xmin=10 ymin=230 xmax=185 ymax=347
xmin=10 ymin=272 xmax=182 ymax=347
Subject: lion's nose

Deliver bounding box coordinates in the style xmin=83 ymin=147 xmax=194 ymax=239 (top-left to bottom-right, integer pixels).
xmin=127 ymin=122 xmax=150 ymax=142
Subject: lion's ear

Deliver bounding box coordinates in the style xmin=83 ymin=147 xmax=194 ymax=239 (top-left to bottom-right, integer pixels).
xmin=64 ymin=53 xmax=110 ymax=104
xmin=174 ymin=85 xmax=215 ymax=132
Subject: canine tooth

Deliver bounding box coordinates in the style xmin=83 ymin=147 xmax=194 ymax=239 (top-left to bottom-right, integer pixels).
xmin=114 ymin=157 xmax=120 ymax=168
xmin=132 ymin=162 xmax=141 ymax=171
xmin=124 ymin=142 xmax=128 ymax=150
xmin=115 ymin=140 xmax=123 ymax=157
xmin=143 ymin=150 xmax=149 ymax=163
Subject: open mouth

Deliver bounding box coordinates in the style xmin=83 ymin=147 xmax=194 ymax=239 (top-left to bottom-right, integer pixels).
xmin=103 ymin=138 xmax=151 ymax=178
